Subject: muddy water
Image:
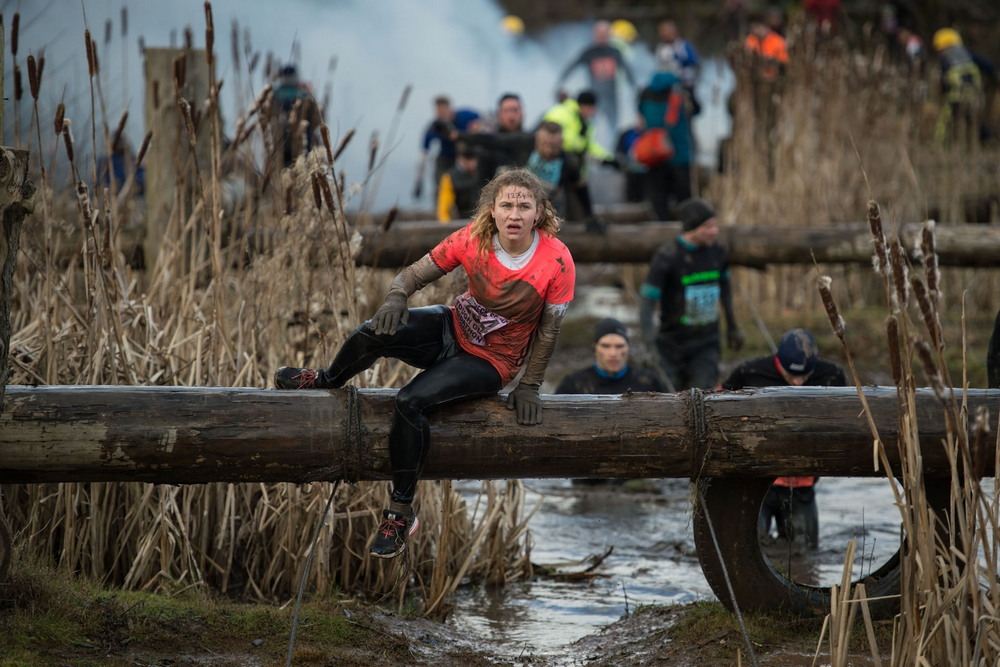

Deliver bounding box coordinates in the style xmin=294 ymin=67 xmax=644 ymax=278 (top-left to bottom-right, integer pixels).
xmin=449 ymin=477 xmax=903 ymax=660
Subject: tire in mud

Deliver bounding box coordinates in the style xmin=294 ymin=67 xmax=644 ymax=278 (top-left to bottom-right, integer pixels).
xmin=692 ymin=476 xmax=951 ymax=619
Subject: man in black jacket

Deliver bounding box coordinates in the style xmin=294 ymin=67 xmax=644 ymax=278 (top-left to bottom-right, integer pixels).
xmin=557 ymin=318 xmax=666 ymax=489
xmin=640 ymin=198 xmax=743 ymax=391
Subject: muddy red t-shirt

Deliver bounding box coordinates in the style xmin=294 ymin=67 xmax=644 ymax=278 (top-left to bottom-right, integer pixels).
xmin=430 ymin=223 xmax=575 ymax=384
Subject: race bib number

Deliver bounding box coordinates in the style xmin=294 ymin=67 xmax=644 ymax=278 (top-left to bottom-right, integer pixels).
xmin=683 ymin=283 xmax=720 ymax=326
xmin=454 ymin=293 xmax=510 ymax=346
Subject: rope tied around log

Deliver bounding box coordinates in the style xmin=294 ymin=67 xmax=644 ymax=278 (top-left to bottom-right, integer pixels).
xmin=341 ymin=386 xmax=363 ymax=483
xmin=686 ymin=387 xmax=711 ymax=485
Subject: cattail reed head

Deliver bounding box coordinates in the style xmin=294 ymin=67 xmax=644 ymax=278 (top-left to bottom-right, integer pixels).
xmin=11 ymin=13 xmax=19 ymax=57
xmin=318 ymin=172 xmax=335 ymax=214
xmin=76 ymin=180 xmax=94 ymax=229
xmin=888 ymin=238 xmax=909 ymax=312
xmin=204 ymin=2 xmax=215 ymax=69
xmin=121 ymin=7 xmax=128 ymax=38
xmin=920 ymin=220 xmax=940 ymax=303
xmin=382 ymin=206 xmax=398 ymax=232
xmin=13 ymin=65 xmax=22 ymax=101
xmin=230 ymin=20 xmax=240 ymax=66
xmin=178 ymin=98 xmax=197 ymax=146
xmin=911 ymin=276 xmax=943 ymax=352
xmin=136 ymin=131 xmax=152 ymax=167
xmin=321 ymin=125 xmax=333 ymax=165
xmin=104 ymin=19 xmax=112 ymax=45
xmin=817 ymin=275 xmax=846 ymax=340
xmin=867 ymin=200 xmax=889 ymax=276
xmin=111 ymin=111 xmax=128 ymax=152
xmin=85 ymin=30 xmax=97 ymax=77
xmin=397 ymin=84 xmax=412 ymax=112
xmin=334 ymin=128 xmax=355 ymax=162
xmin=173 ymin=54 xmax=187 ymax=91
xmin=914 ymin=338 xmax=946 ymax=401
xmin=367 ymin=134 xmax=379 ymax=173
xmin=310 ymin=172 xmax=322 ymax=210
xmin=885 ymin=315 xmax=902 ymax=386
xmin=62 ymin=119 xmax=75 ymax=164
xmin=55 ymin=103 xmax=65 ymax=135
xmin=248 ymin=52 xmax=260 ymax=74
xmin=184 ymin=26 xmax=194 ymax=51
xmin=27 ymin=55 xmax=39 ymax=100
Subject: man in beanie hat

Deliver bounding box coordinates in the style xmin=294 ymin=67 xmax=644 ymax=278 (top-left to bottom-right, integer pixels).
xmin=721 ymin=328 xmax=847 ymax=548
xmin=556 ymin=317 xmax=667 ymax=489
xmin=639 ymin=197 xmax=743 ymax=391
xmin=556 ymin=318 xmax=667 ymax=395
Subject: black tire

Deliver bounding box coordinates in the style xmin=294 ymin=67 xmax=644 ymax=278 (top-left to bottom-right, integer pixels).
xmin=692 ymin=476 xmax=951 ymax=619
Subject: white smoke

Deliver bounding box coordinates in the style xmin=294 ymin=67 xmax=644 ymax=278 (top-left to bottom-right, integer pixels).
xmin=6 ymin=0 xmax=728 ymax=211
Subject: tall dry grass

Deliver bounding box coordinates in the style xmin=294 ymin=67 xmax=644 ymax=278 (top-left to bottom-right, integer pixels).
xmin=710 ymin=19 xmax=1000 ymax=339
xmin=1 ymin=3 xmax=532 ymax=612
xmin=814 ymin=205 xmax=999 ymax=665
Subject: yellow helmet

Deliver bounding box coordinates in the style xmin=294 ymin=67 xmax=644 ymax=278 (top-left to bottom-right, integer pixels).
xmin=501 ymin=15 xmax=525 ymax=36
xmin=610 ymin=19 xmax=638 ymax=44
xmin=932 ymin=28 xmax=962 ymax=51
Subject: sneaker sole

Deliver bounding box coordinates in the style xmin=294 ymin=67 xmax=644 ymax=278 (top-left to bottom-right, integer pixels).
xmin=370 ymin=516 xmax=419 ymax=560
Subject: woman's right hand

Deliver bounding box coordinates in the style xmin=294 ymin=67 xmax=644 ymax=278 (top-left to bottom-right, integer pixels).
xmin=371 ymin=292 xmax=409 ymax=335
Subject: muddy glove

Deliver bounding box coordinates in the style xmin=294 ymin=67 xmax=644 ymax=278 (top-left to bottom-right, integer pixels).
xmin=506 ymin=383 xmax=542 ymax=425
xmin=727 ymin=327 xmax=745 ymax=352
xmin=371 ymin=292 xmax=409 ymax=335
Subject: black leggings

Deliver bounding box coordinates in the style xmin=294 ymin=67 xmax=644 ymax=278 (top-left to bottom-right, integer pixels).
xmin=323 ymin=306 xmax=503 ymax=504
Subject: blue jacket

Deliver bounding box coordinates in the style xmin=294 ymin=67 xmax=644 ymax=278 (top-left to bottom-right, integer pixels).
xmin=637 ymin=72 xmax=692 ymax=165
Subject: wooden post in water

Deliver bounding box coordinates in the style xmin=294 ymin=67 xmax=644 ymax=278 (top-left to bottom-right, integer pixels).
xmin=0 ymin=146 xmax=33 ymax=583
xmin=142 ymin=47 xmax=212 ymax=271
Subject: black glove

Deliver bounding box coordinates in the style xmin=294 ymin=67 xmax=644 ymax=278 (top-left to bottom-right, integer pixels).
xmin=430 ymin=119 xmax=452 ymax=135
xmin=602 ymin=157 xmax=621 ymax=170
xmin=412 ymin=179 xmax=423 ymax=200
xmin=371 ymin=292 xmax=409 ymax=335
xmin=727 ymin=327 xmax=745 ymax=352
xmin=506 ymin=383 xmax=542 ymax=425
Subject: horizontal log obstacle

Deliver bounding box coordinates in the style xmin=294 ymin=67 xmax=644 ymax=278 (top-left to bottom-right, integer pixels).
xmin=355 ymin=220 xmax=1000 ymax=268
xmin=1 ymin=383 xmax=996 ymax=616
xmin=47 ymin=220 xmax=1000 ymax=270
xmin=1 ymin=385 xmax=995 ymax=484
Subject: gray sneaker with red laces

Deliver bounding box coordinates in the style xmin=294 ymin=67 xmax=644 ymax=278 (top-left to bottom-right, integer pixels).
xmin=370 ymin=509 xmax=419 ymax=559
xmin=274 ymin=366 xmax=330 ymax=390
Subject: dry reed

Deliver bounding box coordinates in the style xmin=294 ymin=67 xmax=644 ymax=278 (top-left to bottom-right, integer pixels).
xmin=2 ymin=3 xmax=532 ymax=615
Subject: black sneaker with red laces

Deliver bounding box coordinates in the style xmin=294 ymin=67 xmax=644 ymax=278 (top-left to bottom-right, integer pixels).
xmin=370 ymin=508 xmax=419 ymax=559
xmin=274 ymin=366 xmax=330 ymax=390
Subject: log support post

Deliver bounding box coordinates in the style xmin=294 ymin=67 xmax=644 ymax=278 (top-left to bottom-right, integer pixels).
xmin=0 ymin=146 xmax=34 ymax=582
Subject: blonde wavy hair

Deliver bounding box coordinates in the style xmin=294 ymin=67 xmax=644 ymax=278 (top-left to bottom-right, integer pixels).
xmin=469 ymin=168 xmax=562 ymax=256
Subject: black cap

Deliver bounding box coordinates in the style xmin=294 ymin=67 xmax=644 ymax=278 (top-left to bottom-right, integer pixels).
xmin=677 ymin=198 xmax=716 ymax=231
xmin=577 ymin=90 xmax=597 ymax=106
xmin=776 ymin=329 xmax=818 ymax=376
xmin=594 ymin=318 xmax=629 ymax=344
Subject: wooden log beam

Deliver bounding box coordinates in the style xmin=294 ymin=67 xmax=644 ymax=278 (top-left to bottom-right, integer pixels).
xmin=0 ymin=385 xmax=995 ymax=485
xmin=355 ymin=220 xmax=1000 ymax=268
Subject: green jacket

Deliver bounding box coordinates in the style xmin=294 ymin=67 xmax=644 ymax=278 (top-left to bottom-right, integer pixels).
xmin=542 ymin=99 xmax=613 ymax=162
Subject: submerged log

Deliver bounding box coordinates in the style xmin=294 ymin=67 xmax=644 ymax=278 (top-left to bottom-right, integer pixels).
xmin=0 ymin=385 xmax=995 ymax=484
xmin=355 ymin=220 xmax=1000 ymax=268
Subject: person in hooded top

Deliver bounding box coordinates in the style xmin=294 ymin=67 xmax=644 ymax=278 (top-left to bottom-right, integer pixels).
xmin=721 ymin=328 xmax=847 ymax=548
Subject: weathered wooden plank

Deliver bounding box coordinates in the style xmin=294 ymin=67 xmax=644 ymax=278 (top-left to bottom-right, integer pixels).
xmin=354 ymin=220 xmax=1000 ymax=268
xmin=0 ymin=385 xmax=995 ymax=484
